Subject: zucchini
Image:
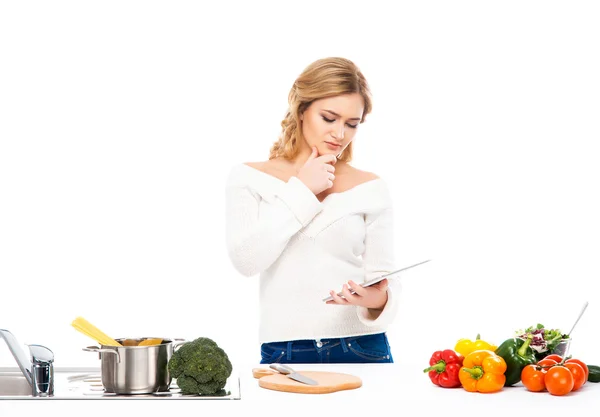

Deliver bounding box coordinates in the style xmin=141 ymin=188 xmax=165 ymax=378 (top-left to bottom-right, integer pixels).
xmin=587 ymin=365 xmax=600 ymax=383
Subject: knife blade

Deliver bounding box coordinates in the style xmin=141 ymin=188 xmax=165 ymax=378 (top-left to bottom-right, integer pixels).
xmin=269 ymin=364 xmax=319 ymax=385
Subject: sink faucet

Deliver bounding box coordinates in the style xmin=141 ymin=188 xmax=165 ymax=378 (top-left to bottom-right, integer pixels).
xmin=0 ymin=329 xmax=54 ymax=397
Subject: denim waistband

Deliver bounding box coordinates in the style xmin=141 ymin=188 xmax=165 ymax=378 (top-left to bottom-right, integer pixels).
xmin=262 ymin=333 xmax=385 ymax=352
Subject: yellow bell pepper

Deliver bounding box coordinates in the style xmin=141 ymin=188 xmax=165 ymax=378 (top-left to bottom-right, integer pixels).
xmin=459 ymin=349 xmax=507 ymax=393
xmin=455 ymin=334 xmax=497 ymax=356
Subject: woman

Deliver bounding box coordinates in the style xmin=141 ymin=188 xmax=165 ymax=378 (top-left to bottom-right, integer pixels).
xmin=225 ymin=57 xmax=399 ymax=364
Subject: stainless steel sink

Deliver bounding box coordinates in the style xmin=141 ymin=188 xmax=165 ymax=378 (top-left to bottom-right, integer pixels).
xmin=0 ymin=367 xmax=241 ymax=400
xmin=0 ymin=371 xmax=31 ymax=396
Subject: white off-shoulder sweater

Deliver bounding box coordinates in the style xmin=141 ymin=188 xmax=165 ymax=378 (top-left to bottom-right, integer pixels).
xmin=225 ymin=163 xmax=400 ymax=343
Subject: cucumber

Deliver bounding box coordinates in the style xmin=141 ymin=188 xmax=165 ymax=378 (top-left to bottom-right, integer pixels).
xmin=587 ymin=365 xmax=600 ymax=383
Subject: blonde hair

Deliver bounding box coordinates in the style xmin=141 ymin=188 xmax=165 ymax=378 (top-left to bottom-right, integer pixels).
xmin=269 ymin=57 xmax=373 ymax=162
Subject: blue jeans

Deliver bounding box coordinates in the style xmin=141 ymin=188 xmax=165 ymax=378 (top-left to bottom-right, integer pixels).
xmin=260 ymin=332 xmax=393 ymax=364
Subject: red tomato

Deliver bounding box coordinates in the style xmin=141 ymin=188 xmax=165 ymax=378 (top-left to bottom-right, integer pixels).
xmin=521 ymin=364 xmax=546 ymax=392
xmin=537 ymin=358 xmax=558 ymax=369
xmin=566 ymin=358 xmax=589 ymax=381
xmin=545 ymin=366 xmax=574 ymax=396
xmin=564 ymin=362 xmax=586 ymax=391
xmin=544 ymin=354 xmax=564 ymax=363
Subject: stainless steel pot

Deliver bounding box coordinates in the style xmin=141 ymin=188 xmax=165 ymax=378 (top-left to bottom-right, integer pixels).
xmin=83 ymin=337 xmax=186 ymax=395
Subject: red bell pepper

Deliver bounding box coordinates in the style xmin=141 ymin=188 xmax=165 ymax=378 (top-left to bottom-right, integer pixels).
xmin=423 ymin=349 xmax=464 ymax=388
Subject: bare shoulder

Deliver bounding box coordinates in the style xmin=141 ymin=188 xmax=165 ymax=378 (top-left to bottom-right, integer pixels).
xmin=244 ymin=159 xmax=288 ymax=171
xmin=243 ymin=159 xmax=292 ymax=181
xmin=343 ymin=164 xmax=380 ymax=186
xmin=243 ymin=161 xmax=267 ymax=171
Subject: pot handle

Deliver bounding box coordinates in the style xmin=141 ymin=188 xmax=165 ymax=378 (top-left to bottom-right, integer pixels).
xmin=172 ymin=339 xmax=188 ymax=351
xmin=82 ymin=346 xmax=121 ymax=363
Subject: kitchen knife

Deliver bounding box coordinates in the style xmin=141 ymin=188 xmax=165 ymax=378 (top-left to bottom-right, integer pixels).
xmin=269 ymin=364 xmax=319 ymax=385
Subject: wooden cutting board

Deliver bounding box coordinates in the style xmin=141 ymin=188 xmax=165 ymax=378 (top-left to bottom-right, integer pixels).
xmin=252 ymin=368 xmax=362 ymax=394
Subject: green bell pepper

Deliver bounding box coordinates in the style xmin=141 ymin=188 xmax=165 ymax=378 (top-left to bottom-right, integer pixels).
xmin=495 ymin=335 xmax=536 ymax=386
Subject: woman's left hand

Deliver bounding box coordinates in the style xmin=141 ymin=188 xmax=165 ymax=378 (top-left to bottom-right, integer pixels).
xmin=326 ymin=279 xmax=388 ymax=310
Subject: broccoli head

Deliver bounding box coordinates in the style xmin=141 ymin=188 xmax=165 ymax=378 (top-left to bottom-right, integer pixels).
xmin=168 ymin=337 xmax=233 ymax=396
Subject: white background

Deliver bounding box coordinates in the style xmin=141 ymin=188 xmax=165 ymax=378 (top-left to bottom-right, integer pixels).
xmin=1 ymin=0 xmax=599 ymax=399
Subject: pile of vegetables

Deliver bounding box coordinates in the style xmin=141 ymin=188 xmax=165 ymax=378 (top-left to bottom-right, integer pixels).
xmin=423 ymin=327 xmax=600 ymax=396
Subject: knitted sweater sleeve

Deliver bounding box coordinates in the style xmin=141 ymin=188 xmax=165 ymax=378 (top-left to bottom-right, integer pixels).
xmin=356 ymin=206 xmax=400 ymax=327
xmin=226 ymin=174 xmax=323 ymax=277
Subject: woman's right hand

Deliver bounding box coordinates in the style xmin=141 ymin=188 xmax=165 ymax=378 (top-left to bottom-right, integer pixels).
xmin=296 ymin=147 xmax=336 ymax=195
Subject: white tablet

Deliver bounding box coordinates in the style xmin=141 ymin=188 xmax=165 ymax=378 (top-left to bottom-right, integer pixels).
xmin=322 ymin=259 xmax=430 ymax=302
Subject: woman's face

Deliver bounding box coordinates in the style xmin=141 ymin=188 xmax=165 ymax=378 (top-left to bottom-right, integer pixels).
xmin=300 ymin=93 xmax=364 ymax=157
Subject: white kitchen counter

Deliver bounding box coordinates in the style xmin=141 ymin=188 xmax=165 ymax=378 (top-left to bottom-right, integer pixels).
xmin=1 ymin=361 xmax=598 ymax=415
xmin=242 ymin=362 xmax=600 ymax=408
